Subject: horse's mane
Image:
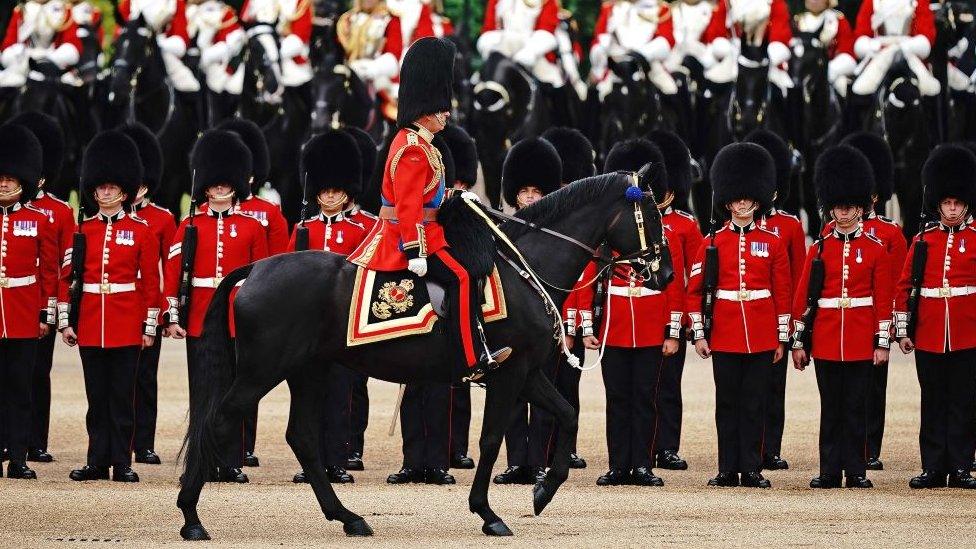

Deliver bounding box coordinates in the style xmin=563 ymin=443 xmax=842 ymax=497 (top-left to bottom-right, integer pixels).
xmin=502 ymin=173 xmax=627 ymax=239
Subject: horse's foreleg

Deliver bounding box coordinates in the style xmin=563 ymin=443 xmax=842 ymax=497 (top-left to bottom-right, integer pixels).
xmin=519 ymin=368 xmax=577 ymax=516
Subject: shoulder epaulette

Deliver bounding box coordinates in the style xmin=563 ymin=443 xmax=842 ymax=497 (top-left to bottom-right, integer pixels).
xmin=757 ymin=226 xmax=779 ymax=238
xmin=876 ymin=215 xmax=899 ymax=226
xmin=864 ymin=232 xmax=883 ymax=246
xmin=147 ymin=202 xmax=172 ymax=214
xmin=355 ymin=209 xmax=377 ymax=220
xmin=128 ymin=215 xmax=149 ymax=226
xmin=776 ymin=210 xmax=800 ymax=222
xmin=674 ymin=209 xmax=696 ymax=220
xmin=24 ymin=204 xmax=53 ymax=221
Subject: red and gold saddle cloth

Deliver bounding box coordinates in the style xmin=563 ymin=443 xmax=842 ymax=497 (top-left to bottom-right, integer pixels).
xmin=347 ymin=266 xmax=507 ymax=346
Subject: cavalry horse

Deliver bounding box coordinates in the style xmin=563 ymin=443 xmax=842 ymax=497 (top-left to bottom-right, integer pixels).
xmin=594 ymin=52 xmax=667 ymax=165
xmin=176 ymin=171 xmax=673 ymax=540
xmin=941 ymin=0 xmax=976 ymax=142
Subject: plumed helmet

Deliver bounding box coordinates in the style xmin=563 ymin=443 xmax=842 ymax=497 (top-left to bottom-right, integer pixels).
xmin=645 ymin=130 xmax=692 ymax=203
xmin=605 ymin=138 xmax=669 ymax=203
xmin=710 ymin=142 xmax=776 ymax=212
xmin=439 ymin=124 xmax=478 ymax=188
xmin=0 ymin=124 xmax=42 ymax=203
xmin=502 ymin=137 xmax=561 ymax=207
xmin=218 ymin=118 xmax=270 ymax=187
xmin=840 ymin=132 xmax=894 ymax=204
xmin=301 ymin=130 xmax=363 ymax=200
xmin=396 ymin=37 xmax=456 ymax=128
xmin=541 ymin=126 xmax=595 ymax=184
xmin=923 ymin=144 xmax=976 ymax=213
xmin=120 ymin=122 xmax=164 ymax=196
xmin=190 ymin=130 xmax=252 ymax=204
xmin=744 ymin=129 xmax=793 ymax=206
xmin=81 ymin=130 xmax=143 ymax=212
xmin=342 ymin=126 xmax=379 ymax=188
xmin=815 ymin=145 xmax=875 ymax=213
xmin=9 ymin=111 xmax=63 ymax=184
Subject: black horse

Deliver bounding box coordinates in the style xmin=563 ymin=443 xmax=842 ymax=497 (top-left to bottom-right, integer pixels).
xmin=729 ymin=43 xmax=788 ymax=140
xmin=308 ymin=58 xmax=373 ymax=135
xmin=942 ymin=0 xmax=976 ymax=141
xmin=594 ymin=52 xmax=665 ymax=165
xmin=176 ymin=172 xmax=673 ymax=540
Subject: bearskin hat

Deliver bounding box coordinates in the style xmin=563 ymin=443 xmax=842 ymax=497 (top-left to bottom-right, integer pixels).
xmin=710 ymin=142 xmax=776 ymax=211
xmin=120 ymin=122 xmax=163 ymax=196
xmin=301 ymin=130 xmax=362 ymax=200
xmin=81 ymin=130 xmax=143 ymax=211
xmin=541 ymin=126 xmax=595 ymax=184
xmin=605 ymin=138 xmax=669 ymax=202
xmin=396 ymin=37 xmax=456 ymax=128
xmin=342 ymin=126 xmax=378 ymax=188
xmin=0 ymin=124 xmax=42 ymax=203
xmin=190 ymin=130 xmax=252 ymax=204
xmin=433 ymin=134 xmax=457 ymax=191
xmin=439 ymin=124 xmax=478 ymax=188
xmin=502 ymin=137 xmax=561 ymax=207
xmin=840 ymin=132 xmax=894 ymax=204
xmin=815 ymin=145 xmax=875 ymax=213
xmin=218 ymin=118 xmax=269 ymax=186
xmin=645 ymin=130 xmax=692 ymax=202
xmin=923 ymin=144 xmax=976 ymax=212
xmin=9 ymin=111 xmax=63 ymax=184
xmin=745 ymin=129 xmax=793 ymax=206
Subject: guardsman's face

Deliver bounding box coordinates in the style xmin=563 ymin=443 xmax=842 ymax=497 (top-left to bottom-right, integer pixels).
xmin=206 ymin=183 xmax=235 ymax=210
xmin=318 ymin=188 xmax=348 ymax=213
xmin=940 ymin=197 xmax=969 ymax=225
xmin=805 ymin=0 xmax=828 ymax=13
xmin=831 ymin=205 xmax=862 ymax=228
xmin=95 ymin=183 xmax=125 ymax=208
xmin=727 ymin=198 xmax=756 ymax=220
xmin=516 ymin=186 xmax=543 ymax=208
xmin=0 ymin=175 xmax=22 ymax=205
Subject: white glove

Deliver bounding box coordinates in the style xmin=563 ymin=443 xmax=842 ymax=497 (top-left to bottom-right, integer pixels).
xmin=46 ymin=43 xmax=79 ymax=69
xmin=348 ymin=58 xmax=374 ymax=80
xmin=949 ymin=38 xmax=969 ymax=59
xmin=279 ymin=34 xmax=305 ymax=59
xmin=513 ymin=46 xmax=539 ymax=68
xmin=460 ymin=191 xmax=481 ymax=202
xmin=854 ymin=36 xmax=881 ymax=59
xmin=900 ymin=35 xmax=931 ymax=59
xmin=1 ymin=43 xmax=25 ymax=68
xmin=408 ymin=258 xmax=428 ymax=277
xmin=157 ymin=35 xmax=187 ymax=57
xmin=638 ymin=36 xmax=671 ymax=62
xmin=767 ymin=41 xmax=791 ymax=67
xmin=589 ymin=44 xmax=608 ymax=74
xmin=200 ymin=42 xmax=229 ymax=67
xmin=709 ymin=37 xmax=733 ymax=61
xmin=827 ymin=53 xmax=857 ymax=82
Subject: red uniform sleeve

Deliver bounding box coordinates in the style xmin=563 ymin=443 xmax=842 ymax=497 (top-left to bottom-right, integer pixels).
xmin=665 ymin=230 xmax=686 ymax=319
xmin=411 ymin=3 xmax=435 ymax=42
xmin=287 ymin=225 xmax=298 ymax=251
xmin=787 ymin=223 xmax=806 ymax=293
xmin=288 ymin=0 xmax=313 ymax=42
xmin=576 ymin=261 xmax=597 ymax=316
xmin=833 ymin=13 xmax=855 ymax=57
xmin=681 ymin=217 xmax=704 ymax=278
xmin=703 ymin=0 xmax=730 ymax=42
xmin=38 ymin=217 xmax=59 ymax=306
xmin=391 ymin=145 xmax=433 ymax=255
xmin=163 ymin=220 xmax=187 ymax=303
xmin=55 ymin=19 xmax=83 ymax=53
xmin=685 ymin=239 xmax=707 ymax=315
xmin=873 ymin=244 xmax=894 ymax=331
xmin=59 ymin=209 xmax=77 ymax=262
xmin=481 ymin=0 xmax=498 ymax=32
xmin=384 ymin=17 xmax=404 ymax=59
xmin=853 ymin=0 xmax=875 ymax=40
xmin=772 ymin=237 xmax=791 ymax=317
xmin=251 ymin=222 xmax=269 ymax=262
xmin=535 ymin=0 xmax=559 ymax=33
xmin=656 ymin=4 xmax=675 ymax=47
xmin=2 ymin=9 xmax=22 ymax=50
xmin=137 ymin=225 xmax=162 ymax=321
xmin=57 ymin=224 xmax=78 ymax=304
xmin=590 ymin=2 xmax=611 ymax=48
xmin=894 ymin=237 xmax=916 ymax=313
xmin=167 ymin=0 xmax=190 ymax=44
xmin=767 ymin=0 xmax=792 ymax=45
xmin=886 ymin=227 xmax=908 ymax=289
xmin=215 ymin=8 xmax=242 ymax=43
xmin=910 ymin=0 xmax=936 ymax=45
xmin=159 ymin=212 xmax=177 ymax=261
xmin=267 ymin=207 xmax=289 ymax=255
xmin=791 ymin=244 xmax=817 ymax=323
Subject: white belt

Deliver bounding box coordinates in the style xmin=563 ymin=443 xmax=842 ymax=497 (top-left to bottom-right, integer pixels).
xmin=818 ymin=296 xmax=874 ymax=309
xmin=920 ymin=286 xmax=976 ymax=298
xmin=192 ymin=276 xmax=225 ymax=288
xmin=716 ymin=289 xmax=771 ymax=301
xmin=0 ymin=275 xmax=36 ymax=289
xmin=82 ymin=282 xmax=136 ymax=294
xmin=608 ymin=286 xmax=662 ymax=297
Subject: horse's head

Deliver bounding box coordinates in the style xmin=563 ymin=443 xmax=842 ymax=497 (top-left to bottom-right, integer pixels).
xmin=605 ymin=166 xmax=673 ymax=291
xmin=789 ymin=26 xmax=828 ymax=85
xmin=309 ymin=58 xmax=370 ymax=133
xmin=242 ymin=23 xmax=284 ymax=104
xmin=937 ymin=0 xmax=975 ymax=49
xmin=108 ymin=14 xmax=153 ymax=107
xmin=472 ymin=53 xmax=533 ymax=137
xmin=732 ymin=43 xmax=770 ymax=138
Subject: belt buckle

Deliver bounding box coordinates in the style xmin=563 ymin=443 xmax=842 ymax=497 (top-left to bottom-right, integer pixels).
xmin=738 ymin=290 xmax=750 ymax=301
xmin=213 ymin=276 xmax=223 ymax=288
xmin=628 ymin=286 xmax=641 ymax=297
xmin=100 ymin=282 xmax=111 ymax=294
xmin=939 ymin=286 xmax=951 ymax=298
xmin=839 ymin=297 xmax=851 ymax=308
xmin=0 ymin=277 xmax=8 ymax=288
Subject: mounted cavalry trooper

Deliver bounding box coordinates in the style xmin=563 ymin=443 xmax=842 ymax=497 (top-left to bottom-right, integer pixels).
xmin=703 ymin=0 xmax=793 ymax=92
xmin=665 ymin=0 xmax=724 ymax=77
xmin=121 ymin=122 xmax=175 ymax=467
xmin=895 ymin=145 xmax=976 ymax=490
xmin=116 ymin=0 xmax=197 ymax=93
xmin=239 ymin=0 xmax=313 ymax=91
xmin=494 ymin=137 xmax=561 ymax=485
xmin=850 ymin=0 xmax=938 ymax=99
xmin=338 ymin=0 xmax=404 ymax=111
xmin=59 ymin=131 xmax=160 ymax=483
xmin=0 ymin=125 xmax=57 ymax=480
xmin=592 ymin=138 xmax=685 ymax=488
xmin=792 ymin=145 xmax=893 ymax=490
xmin=64 ymin=0 xmax=103 ymax=85
xmin=162 ymin=129 xmax=268 ymax=483
xmin=588 ymin=0 xmax=676 ymax=99
xmin=687 ymin=142 xmax=791 ymax=489
xmin=186 ymin=0 xmax=245 ymax=120
xmin=348 ymin=36 xmax=513 ymax=383
xmin=793 ymin=0 xmax=856 ymax=95
xmin=0 ymin=0 xmax=81 ymax=88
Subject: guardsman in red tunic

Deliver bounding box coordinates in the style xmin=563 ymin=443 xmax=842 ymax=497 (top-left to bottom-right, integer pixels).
xmin=12 ymin=112 xmax=72 ymax=465
xmin=895 ymin=145 xmax=976 ymax=490
xmin=492 ymin=137 xmax=561 ymax=486
xmin=0 ymin=126 xmax=57 ymax=479
xmin=687 ymin=143 xmax=791 ymax=488
xmin=647 ymin=129 xmax=700 ymax=471
xmin=348 ymin=37 xmax=511 ymax=382
xmin=59 ymin=131 xmax=160 ymax=483
xmin=162 ymin=131 xmax=267 ymax=483
xmin=590 ymin=138 xmax=685 ymax=487
xmin=745 ymin=129 xmax=804 ymax=472
xmin=792 ymin=145 xmax=892 ymax=489
xmin=121 ymin=122 xmax=174 ymax=467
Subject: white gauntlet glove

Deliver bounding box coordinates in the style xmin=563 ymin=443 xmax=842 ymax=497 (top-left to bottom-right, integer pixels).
xmin=408 ymin=258 xmax=428 ymax=277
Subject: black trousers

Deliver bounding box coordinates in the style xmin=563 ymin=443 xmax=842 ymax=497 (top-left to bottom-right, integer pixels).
xmin=0 ymin=338 xmax=37 ymax=463
xmin=814 ymin=360 xmax=870 ymax=477
xmin=916 ymin=349 xmax=976 ymax=473
xmin=712 ymin=351 xmax=773 ymax=474
xmin=79 ymin=346 xmax=139 ymax=467
xmin=29 ymin=331 xmax=55 ymax=452
xmin=601 ymin=346 xmax=663 ymax=471
xmin=133 ymin=334 xmax=161 ymax=452
xmin=450 ymin=383 xmax=471 ymax=457
xmin=318 ymin=364 xmax=354 ymax=467
xmin=186 ymin=337 xmax=243 ymax=468
xmin=400 ymin=382 xmax=450 ymax=469
xmin=763 ymin=352 xmax=789 ymax=458
xmin=656 ymin=338 xmax=686 ymax=454
xmin=865 ymin=362 xmax=888 ymax=459
xmin=349 ymin=370 xmax=369 ymax=457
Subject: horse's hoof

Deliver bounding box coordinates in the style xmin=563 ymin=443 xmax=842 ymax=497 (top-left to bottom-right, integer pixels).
xmin=179 ymin=523 xmax=211 ymax=541
xmin=533 ymin=483 xmax=554 ymax=516
xmin=482 ymin=520 xmax=513 ymax=537
xmin=344 ymin=518 xmax=374 ymax=537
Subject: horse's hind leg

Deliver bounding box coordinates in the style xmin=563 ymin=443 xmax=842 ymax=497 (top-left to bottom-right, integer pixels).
xmin=520 ymin=367 xmax=578 ymax=516
xmin=286 ymin=367 xmax=372 ymax=537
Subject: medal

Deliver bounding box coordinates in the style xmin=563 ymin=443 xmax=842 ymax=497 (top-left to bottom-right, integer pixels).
xmin=856 ymin=249 xmax=863 ymax=264
xmin=230 ymin=224 xmax=238 ymax=238
xmin=336 ymin=230 xmax=344 ymax=244
xmin=961 ymin=239 xmax=967 ymax=254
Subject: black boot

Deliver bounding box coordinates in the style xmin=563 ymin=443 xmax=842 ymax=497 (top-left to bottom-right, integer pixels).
xmin=69 ymin=465 xmax=109 ymax=481
xmin=909 ymin=470 xmax=947 ymax=489
xmin=531 ymin=466 xmax=547 ymax=484
xmin=810 ymin=474 xmax=842 ymax=488
xmin=707 ymin=472 xmax=739 ymax=487
xmin=242 ymin=452 xmax=260 ymax=467
xmin=6 ymin=461 xmax=37 ymax=479
xmin=845 ymin=475 xmax=873 ymax=488
xmin=761 ymin=455 xmax=789 ymax=470
xmin=568 ymin=453 xmax=587 ymax=469
xmin=596 ymin=469 xmax=630 ymax=486
xmin=493 ymin=465 xmax=531 ymax=485
xmin=27 ymin=448 xmax=54 ymax=463
xmin=630 ymin=467 xmax=664 ymax=487
xmin=293 ymin=471 xmax=307 ymax=483
xmin=947 ymin=470 xmax=976 ymax=489
xmin=386 ymin=467 xmax=423 ymax=484
xmin=451 ymin=453 xmax=475 ymax=469
xmin=462 ymin=347 xmax=513 ymax=382
xmin=425 ymin=468 xmax=456 ymax=485
xmin=212 ymin=467 xmax=249 ymax=483
xmin=326 ymin=465 xmax=354 ymax=483
xmin=112 ymin=465 xmax=140 ymax=483
xmin=740 ymin=472 xmax=771 ymax=488
xmin=346 ymin=452 xmax=364 ymax=471
xmin=866 ymin=457 xmax=883 ymax=471
xmin=656 ymin=450 xmax=688 ymax=470
xmin=134 ymin=449 xmax=161 ymax=465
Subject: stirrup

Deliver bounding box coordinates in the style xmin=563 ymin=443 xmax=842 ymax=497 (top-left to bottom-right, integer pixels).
xmin=462 ymin=347 xmax=513 ymax=382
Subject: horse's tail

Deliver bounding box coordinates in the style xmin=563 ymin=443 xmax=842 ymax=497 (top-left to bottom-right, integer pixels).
xmin=179 ymin=264 xmax=254 ymax=487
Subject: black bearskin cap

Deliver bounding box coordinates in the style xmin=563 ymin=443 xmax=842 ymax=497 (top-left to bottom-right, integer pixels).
xmin=710 ymin=142 xmax=776 ymax=210
xmin=396 ymin=37 xmax=456 ymax=128
xmin=342 ymin=126 xmax=378 ymax=188
xmin=120 ymin=122 xmax=163 ymax=195
xmin=840 ymin=132 xmax=894 ymax=204
xmin=815 ymin=145 xmax=875 ymax=212
xmin=301 ymin=130 xmax=362 ymax=200
xmin=542 ymin=126 xmax=595 ymax=184
xmin=503 ymin=137 xmax=561 ymax=207
xmin=923 ymin=144 xmax=976 ymax=212
xmin=191 ymin=130 xmax=252 ymax=204
xmin=645 ymin=129 xmax=692 ymax=201
xmin=9 ymin=111 xmax=63 ymax=184
xmin=605 ymin=138 xmax=669 ymax=201
xmin=745 ymin=129 xmax=793 ymax=206
xmin=81 ymin=130 xmax=143 ymax=210
xmin=433 ymin=134 xmax=457 ymax=191
xmin=218 ymin=118 xmax=269 ymax=186
xmin=0 ymin=124 xmax=42 ymax=203
xmin=440 ymin=124 xmax=478 ymax=188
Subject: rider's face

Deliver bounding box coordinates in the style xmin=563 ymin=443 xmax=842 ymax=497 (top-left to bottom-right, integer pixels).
xmin=805 ymin=0 xmax=828 ymax=13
